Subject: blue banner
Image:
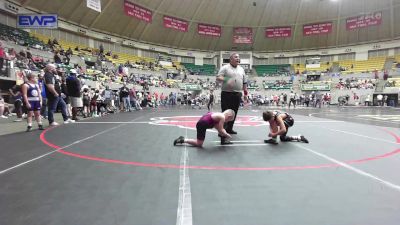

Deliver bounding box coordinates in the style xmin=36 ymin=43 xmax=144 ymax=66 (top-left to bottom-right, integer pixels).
xmin=17 ymin=14 xmax=58 ymax=29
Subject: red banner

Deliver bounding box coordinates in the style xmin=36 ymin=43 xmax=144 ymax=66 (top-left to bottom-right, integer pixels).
xmin=233 ymin=27 xmax=252 ymax=44
xmin=346 ymin=12 xmax=382 ymax=30
xmin=233 ymin=27 xmax=252 ymax=35
xmin=303 ymin=22 xmax=332 ymax=36
xmin=198 ymin=24 xmax=221 ymax=37
xmin=163 ymin=16 xmax=188 ymax=32
xmin=233 ymin=35 xmax=253 ymax=44
xmin=124 ymin=0 xmax=152 ymax=23
xmin=265 ymin=27 xmax=292 ymax=38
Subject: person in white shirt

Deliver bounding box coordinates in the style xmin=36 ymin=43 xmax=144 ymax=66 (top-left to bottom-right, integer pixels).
xmin=216 ymin=53 xmax=248 ymax=145
xmin=377 ymin=94 xmax=383 ymax=106
xmin=288 ymin=91 xmax=296 ymax=109
xmin=364 ymin=94 xmax=371 ymax=106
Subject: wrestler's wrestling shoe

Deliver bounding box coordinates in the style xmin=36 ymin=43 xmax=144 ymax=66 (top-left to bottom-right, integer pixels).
xmin=173 ymin=136 xmax=185 ymax=146
xmin=300 ymin=135 xmax=309 ymax=143
xmin=227 ymin=130 xmax=237 ymax=135
xmin=264 ymin=139 xmax=278 ymax=145
xmin=221 ymin=140 xmax=233 ymax=145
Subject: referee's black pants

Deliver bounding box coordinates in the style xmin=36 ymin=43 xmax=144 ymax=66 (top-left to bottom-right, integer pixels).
xmin=221 ymin=91 xmax=241 ymax=132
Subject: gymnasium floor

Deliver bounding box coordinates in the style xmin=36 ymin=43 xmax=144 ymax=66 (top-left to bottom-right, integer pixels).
xmin=1 ymin=106 xmax=400 ymax=225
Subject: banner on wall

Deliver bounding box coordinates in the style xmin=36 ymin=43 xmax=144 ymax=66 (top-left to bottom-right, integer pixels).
xmin=303 ymin=22 xmax=332 ymax=36
xmin=198 ymin=23 xmax=221 ymax=37
xmin=178 ymin=83 xmax=202 ymax=91
xmin=346 ymin=11 xmax=382 ymax=30
xmin=163 ymin=16 xmax=188 ymax=32
xmin=233 ymin=27 xmax=252 ymax=44
xmin=17 ymin=14 xmax=58 ymax=29
xmin=233 ymin=35 xmax=253 ymax=44
xmin=265 ymin=27 xmax=292 ymax=38
xmin=124 ymin=0 xmax=152 ymax=23
xmin=301 ymin=83 xmax=331 ymax=91
xmin=306 ymin=58 xmax=321 ymax=69
xmin=87 ymin=0 xmax=101 ymax=12
xmin=233 ymin=27 xmax=252 ymax=35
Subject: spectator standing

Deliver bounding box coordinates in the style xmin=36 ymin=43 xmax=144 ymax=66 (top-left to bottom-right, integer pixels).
xmin=119 ymin=83 xmax=130 ymax=111
xmin=383 ymin=70 xmax=388 ymax=80
xmin=82 ymin=88 xmax=90 ymax=117
xmin=54 ymin=52 xmax=62 ymax=64
xmin=44 ymin=64 xmax=72 ymax=126
xmin=364 ymin=94 xmax=371 ymax=106
xmin=66 ymin=69 xmax=82 ymax=121
xmin=8 ymin=48 xmax=16 ymax=61
xmin=0 ymin=42 xmax=4 ymax=72
xmin=9 ymin=84 xmax=23 ymax=122
xmin=288 ymin=91 xmax=296 ymax=109
xmin=207 ymin=89 xmax=215 ymax=111
xmin=377 ymin=94 xmax=383 ymax=106
xmin=128 ymin=87 xmax=137 ymax=110
xmin=353 ymin=93 xmax=359 ymax=105
xmin=47 ymin=39 xmax=54 ymax=49
xmin=160 ymin=93 xmax=165 ymax=106
xmin=61 ymin=75 xmax=72 ymax=117
xmin=0 ymin=93 xmax=7 ymax=118
xmin=38 ymin=71 xmax=47 ymax=118
xmin=99 ymin=44 xmax=104 ymax=54
xmin=315 ymin=91 xmax=323 ymax=108
xmin=66 ymin=47 xmax=73 ymax=57
xmin=90 ymin=89 xmax=99 ymax=117
xmin=374 ymin=70 xmax=379 ymax=79
xmin=383 ymin=95 xmax=388 ymax=106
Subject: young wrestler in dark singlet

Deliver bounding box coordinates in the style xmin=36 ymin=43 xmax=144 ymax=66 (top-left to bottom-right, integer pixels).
xmin=263 ymin=110 xmax=309 ymax=144
xmin=173 ymin=109 xmax=235 ymax=147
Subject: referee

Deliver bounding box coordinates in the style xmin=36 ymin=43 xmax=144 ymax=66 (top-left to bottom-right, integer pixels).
xmin=216 ymin=53 xmax=248 ymax=145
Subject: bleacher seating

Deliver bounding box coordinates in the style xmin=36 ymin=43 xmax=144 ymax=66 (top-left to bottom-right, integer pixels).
xmin=173 ymin=61 xmax=183 ymax=70
xmin=393 ymin=55 xmax=400 ymax=70
xmin=338 ymin=56 xmax=386 ymax=74
xmin=254 ymin=64 xmax=290 ymax=76
xmin=105 ymin=52 xmax=155 ymax=65
xmin=293 ymin=62 xmax=331 ymax=74
xmin=30 ymin=32 xmax=156 ymax=66
xmin=292 ymin=57 xmax=385 ymax=74
xmin=307 ymin=63 xmax=330 ymax=72
xmin=293 ymin=64 xmax=305 ymax=74
xmin=181 ymin=63 xmax=215 ymax=75
xmin=31 ymin=32 xmax=95 ymax=56
xmin=0 ymin=23 xmax=44 ymax=48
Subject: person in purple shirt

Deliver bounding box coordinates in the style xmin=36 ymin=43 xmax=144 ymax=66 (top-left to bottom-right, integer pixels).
xmin=173 ymin=109 xmax=235 ymax=147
